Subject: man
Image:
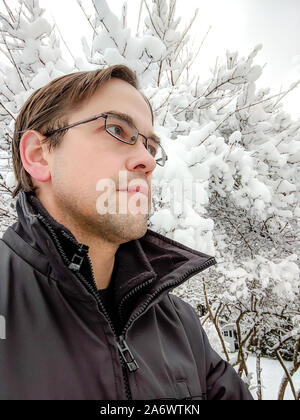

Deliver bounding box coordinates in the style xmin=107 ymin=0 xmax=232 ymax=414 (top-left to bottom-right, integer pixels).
xmin=0 ymin=65 xmax=253 ymax=400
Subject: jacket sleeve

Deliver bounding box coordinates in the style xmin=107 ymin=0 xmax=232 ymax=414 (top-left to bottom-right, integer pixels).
xmin=169 ymin=294 xmax=254 ymax=401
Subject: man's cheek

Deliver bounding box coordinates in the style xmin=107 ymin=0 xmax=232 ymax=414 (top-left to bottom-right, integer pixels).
xmin=96 ymin=179 xmax=117 ymax=215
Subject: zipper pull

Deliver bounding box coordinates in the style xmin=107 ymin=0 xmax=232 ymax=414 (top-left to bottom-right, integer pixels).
xmin=68 ymin=254 xmax=85 ymax=272
xmin=78 ymin=244 xmax=89 ymax=254
xmin=117 ymin=336 xmax=139 ymax=373
xmin=68 ymin=245 xmax=89 ymax=272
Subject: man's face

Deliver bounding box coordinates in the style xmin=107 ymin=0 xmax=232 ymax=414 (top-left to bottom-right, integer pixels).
xmin=43 ymin=78 xmax=157 ymax=245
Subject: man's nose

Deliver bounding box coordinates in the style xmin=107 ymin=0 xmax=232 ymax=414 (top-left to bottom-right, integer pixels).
xmin=125 ymin=138 xmax=157 ymax=174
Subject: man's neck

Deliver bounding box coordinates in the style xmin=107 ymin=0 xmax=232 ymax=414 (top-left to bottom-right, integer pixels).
xmin=35 ymin=190 xmax=119 ymax=290
xmin=63 ymin=227 xmax=119 ymax=290
xmin=87 ymin=239 xmax=117 ymax=290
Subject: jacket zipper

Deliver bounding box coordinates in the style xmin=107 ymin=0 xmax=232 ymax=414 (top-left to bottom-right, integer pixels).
xmin=36 ymin=214 xmax=133 ymax=400
xmin=36 ymin=213 xmax=217 ymax=399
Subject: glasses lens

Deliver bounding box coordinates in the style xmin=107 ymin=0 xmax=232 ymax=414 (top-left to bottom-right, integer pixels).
xmin=147 ymin=139 xmax=166 ymax=166
xmin=106 ymin=115 xmax=137 ymax=143
xmin=106 ymin=114 xmax=167 ymax=166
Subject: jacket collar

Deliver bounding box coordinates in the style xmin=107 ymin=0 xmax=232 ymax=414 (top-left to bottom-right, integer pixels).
xmin=5 ymin=191 xmax=217 ymax=308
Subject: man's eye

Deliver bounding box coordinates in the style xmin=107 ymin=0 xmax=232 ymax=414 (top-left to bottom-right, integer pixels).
xmin=147 ymin=144 xmax=157 ymax=157
xmin=108 ymin=125 xmax=124 ymax=137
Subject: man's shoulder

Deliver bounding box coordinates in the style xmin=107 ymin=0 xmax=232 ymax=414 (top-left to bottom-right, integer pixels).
xmin=167 ymin=293 xmax=200 ymax=318
xmin=162 ymin=293 xmax=205 ymax=336
xmin=0 ymin=228 xmax=15 ymax=258
xmin=0 ymin=231 xmax=27 ymax=280
xmin=0 ymin=228 xmax=49 ymax=296
xmin=0 ymin=226 xmax=27 ymax=265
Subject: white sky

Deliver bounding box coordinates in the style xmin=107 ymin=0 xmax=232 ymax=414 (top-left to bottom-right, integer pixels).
xmin=39 ymin=0 xmax=300 ymax=119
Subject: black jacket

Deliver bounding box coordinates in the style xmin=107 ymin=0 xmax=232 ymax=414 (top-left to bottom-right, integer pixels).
xmin=0 ymin=191 xmax=253 ymax=400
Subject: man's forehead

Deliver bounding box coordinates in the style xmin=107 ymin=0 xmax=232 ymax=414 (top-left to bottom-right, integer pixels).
xmin=95 ymin=78 xmax=153 ymax=119
xmin=68 ymin=79 xmax=155 ymax=134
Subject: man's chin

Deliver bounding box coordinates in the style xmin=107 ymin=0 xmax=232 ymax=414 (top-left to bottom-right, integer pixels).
xmin=128 ymin=214 xmax=148 ymax=238
xmin=116 ymin=213 xmax=148 ymax=242
xmin=93 ymin=207 xmax=149 ymax=243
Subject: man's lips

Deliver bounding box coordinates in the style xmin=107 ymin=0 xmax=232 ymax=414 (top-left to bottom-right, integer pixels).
xmin=117 ymin=185 xmax=149 ymax=197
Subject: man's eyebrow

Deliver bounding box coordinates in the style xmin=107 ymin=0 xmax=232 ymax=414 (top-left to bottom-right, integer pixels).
xmin=106 ymin=110 xmax=161 ymax=144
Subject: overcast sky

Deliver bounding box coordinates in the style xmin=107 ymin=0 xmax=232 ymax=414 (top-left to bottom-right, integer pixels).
xmin=39 ymin=0 xmax=300 ymax=119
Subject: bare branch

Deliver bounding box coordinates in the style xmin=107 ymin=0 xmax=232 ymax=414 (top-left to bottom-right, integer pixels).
xmin=0 ymin=181 xmax=13 ymax=194
xmin=173 ymin=8 xmax=199 ymax=60
xmin=53 ymin=21 xmax=79 ymax=70
xmin=143 ymin=0 xmax=161 ymax=38
xmin=0 ymin=11 xmax=14 ymax=29
xmin=1 ymin=33 xmax=27 ymax=91
xmin=2 ymin=0 xmax=15 ymax=23
xmin=203 ymin=279 xmax=230 ymax=362
xmin=198 ymin=90 xmax=292 ymax=146
xmin=77 ymin=0 xmax=97 ymax=36
xmin=186 ymin=25 xmax=212 ymax=72
xmin=0 ymin=100 xmax=15 ymax=120
xmin=276 ymin=349 xmax=298 ymax=400
xmin=136 ymin=0 xmax=144 ymax=36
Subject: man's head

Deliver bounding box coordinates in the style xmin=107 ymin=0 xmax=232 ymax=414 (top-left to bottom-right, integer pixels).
xmin=12 ymin=65 xmax=162 ymax=244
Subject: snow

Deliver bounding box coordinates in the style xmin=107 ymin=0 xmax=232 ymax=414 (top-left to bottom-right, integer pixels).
xmin=93 ymin=0 xmax=112 ymax=21
xmin=5 ymin=172 xmax=16 ymax=189
xmin=21 ymin=46 xmax=39 ymax=65
xmin=141 ymin=36 xmax=166 ymax=61
xmin=29 ymin=69 xmax=52 ymax=90
xmin=246 ymin=355 xmax=300 ymax=400
xmin=229 ymin=130 xmax=241 ymax=144
xmin=150 ymin=208 xmax=177 ymax=232
xmin=103 ymin=48 xmax=126 ymax=66
xmin=173 ymin=228 xmax=196 ymax=249
xmin=94 ymin=32 xmax=116 ymax=52
xmin=247 ymin=65 xmax=263 ymax=82
xmin=20 ymin=18 xmax=52 ymax=40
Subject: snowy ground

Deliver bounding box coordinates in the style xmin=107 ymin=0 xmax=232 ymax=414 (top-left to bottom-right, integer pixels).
xmin=246 ymin=355 xmax=300 ymax=400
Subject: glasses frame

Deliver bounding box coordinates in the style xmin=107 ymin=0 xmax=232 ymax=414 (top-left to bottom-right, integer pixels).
xmin=44 ymin=112 xmax=168 ymax=167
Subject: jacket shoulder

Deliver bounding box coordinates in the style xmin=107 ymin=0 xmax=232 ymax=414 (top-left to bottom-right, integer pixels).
xmin=168 ymin=293 xmax=201 ymax=321
xmin=0 ymin=236 xmax=49 ymax=306
xmin=0 ymin=227 xmax=50 ymax=277
xmin=166 ymin=293 xmax=212 ymax=363
xmin=166 ymin=293 xmax=254 ymax=400
xmin=167 ymin=293 xmax=206 ymax=337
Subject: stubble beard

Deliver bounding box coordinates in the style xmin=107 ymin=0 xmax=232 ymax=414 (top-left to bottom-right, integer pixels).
xmin=53 ymin=188 xmax=150 ymax=245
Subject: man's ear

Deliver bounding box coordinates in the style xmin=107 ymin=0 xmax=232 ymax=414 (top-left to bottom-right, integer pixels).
xmin=19 ymin=130 xmax=52 ymax=183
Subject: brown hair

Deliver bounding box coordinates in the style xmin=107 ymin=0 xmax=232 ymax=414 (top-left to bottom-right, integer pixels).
xmin=11 ymin=64 xmax=154 ymax=199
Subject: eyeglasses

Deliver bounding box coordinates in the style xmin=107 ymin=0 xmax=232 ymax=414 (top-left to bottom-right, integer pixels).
xmin=44 ymin=112 xmax=168 ymax=167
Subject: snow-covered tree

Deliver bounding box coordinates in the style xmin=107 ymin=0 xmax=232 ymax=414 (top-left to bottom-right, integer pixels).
xmin=77 ymin=0 xmax=166 ymax=85
xmin=0 ymin=0 xmax=75 ymax=233
xmin=0 ymin=0 xmax=299 ymax=399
